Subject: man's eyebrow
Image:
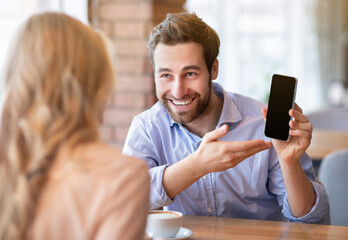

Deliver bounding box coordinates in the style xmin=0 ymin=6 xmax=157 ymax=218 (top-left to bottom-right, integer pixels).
xmin=157 ymin=65 xmax=201 ymax=74
xmin=182 ymin=65 xmax=201 ymax=71
xmin=157 ymin=67 xmax=172 ymax=74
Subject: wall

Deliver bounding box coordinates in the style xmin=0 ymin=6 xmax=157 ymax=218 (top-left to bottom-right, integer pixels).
xmin=92 ymin=0 xmax=185 ymax=149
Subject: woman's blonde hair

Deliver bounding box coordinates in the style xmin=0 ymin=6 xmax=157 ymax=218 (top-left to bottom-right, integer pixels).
xmin=0 ymin=12 xmax=115 ymax=239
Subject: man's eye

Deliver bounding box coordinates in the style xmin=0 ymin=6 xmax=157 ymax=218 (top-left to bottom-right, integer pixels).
xmin=161 ymin=74 xmax=170 ymax=78
xmin=186 ymin=72 xmax=197 ymax=77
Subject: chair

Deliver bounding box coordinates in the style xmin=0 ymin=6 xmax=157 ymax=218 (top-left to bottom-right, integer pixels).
xmin=318 ymin=149 xmax=348 ymax=226
xmin=306 ymin=108 xmax=348 ymax=161
xmin=307 ymin=108 xmax=348 ymax=131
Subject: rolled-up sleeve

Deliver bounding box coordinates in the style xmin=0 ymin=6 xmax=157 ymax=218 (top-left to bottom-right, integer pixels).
xmin=282 ymin=180 xmax=329 ymax=224
xmin=268 ymin=148 xmax=329 ymax=224
xmin=123 ymin=117 xmax=174 ymax=210
xmin=148 ymin=165 xmax=174 ymax=209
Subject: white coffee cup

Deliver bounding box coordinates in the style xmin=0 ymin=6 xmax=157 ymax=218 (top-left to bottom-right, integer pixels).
xmin=146 ymin=210 xmax=183 ymax=238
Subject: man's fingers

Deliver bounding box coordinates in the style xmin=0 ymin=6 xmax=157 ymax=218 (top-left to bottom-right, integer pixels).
xmin=289 ymin=120 xmax=312 ymax=132
xmin=231 ymin=143 xmax=272 ymax=159
xmin=289 ymin=128 xmax=312 ymax=138
xmin=222 ymin=139 xmax=272 ymax=153
xmin=222 ymin=143 xmax=272 ymax=168
xmin=289 ymin=109 xmax=309 ymax=123
xmin=203 ymin=124 xmax=229 ymax=143
xmin=293 ymin=103 xmax=303 ymax=113
xmin=261 ymin=107 xmax=267 ymax=122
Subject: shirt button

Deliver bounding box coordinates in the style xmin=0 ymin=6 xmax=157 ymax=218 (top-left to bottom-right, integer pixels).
xmin=202 ymin=175 xmax=207 ymax=180
xmin=207 ymin=208 xmax=212 ymax=213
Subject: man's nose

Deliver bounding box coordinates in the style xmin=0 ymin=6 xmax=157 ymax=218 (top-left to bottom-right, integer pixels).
xmin=172 ymin=77 xmax=187 ymax=99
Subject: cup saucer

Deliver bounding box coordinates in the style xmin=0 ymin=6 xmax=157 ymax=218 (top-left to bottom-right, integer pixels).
xmin=168 ymin=227 xmax=193 ymax=239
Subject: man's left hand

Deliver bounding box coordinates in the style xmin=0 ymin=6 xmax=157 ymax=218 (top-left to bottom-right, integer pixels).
xmin=262 ymin=103 xmax=313 ymax=164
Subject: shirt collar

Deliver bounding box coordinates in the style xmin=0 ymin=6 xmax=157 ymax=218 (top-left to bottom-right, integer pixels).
xmin=168 ymin=82 xmax=243 ymax=127
xmin=214 ymin=82 xmax=242 ymax=127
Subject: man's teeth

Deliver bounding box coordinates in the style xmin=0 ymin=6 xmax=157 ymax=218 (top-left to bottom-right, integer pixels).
xmin=172 ymin=99 xmax=192 ymax=106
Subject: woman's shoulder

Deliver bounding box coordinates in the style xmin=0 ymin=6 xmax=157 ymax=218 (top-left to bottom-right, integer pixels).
xmin=76 ymin=142 xmax=149 ymax=179
xmin=71 ymin=142 xmax=150 ymax=209
xmin=50 ymin=141 xmax=149 ymax=185
xmin=33 ymin=142 xmax=150 ymax=239
xmin=44 ymin=141 xmax=150 ymax=207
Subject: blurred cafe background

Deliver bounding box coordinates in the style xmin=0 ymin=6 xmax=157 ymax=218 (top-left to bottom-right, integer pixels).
xmin=1 ymin=0 xmax=348 ymax=227
xmin=1 ymin=0 xmax=348 ymax=171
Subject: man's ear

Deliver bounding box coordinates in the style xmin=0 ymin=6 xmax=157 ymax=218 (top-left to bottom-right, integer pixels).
xmin=211 ymin=59 xmax=219 ymax=80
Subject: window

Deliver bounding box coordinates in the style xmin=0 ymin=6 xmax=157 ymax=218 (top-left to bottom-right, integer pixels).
xmin=0 ymin=0 xmax=87 ymax=116
xmin=186 ymin=0 xmax=347 ymax=112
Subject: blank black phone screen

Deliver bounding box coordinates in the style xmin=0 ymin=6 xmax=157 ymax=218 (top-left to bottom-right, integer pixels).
xmin=264 ymin=74 xmax=297 ymax=141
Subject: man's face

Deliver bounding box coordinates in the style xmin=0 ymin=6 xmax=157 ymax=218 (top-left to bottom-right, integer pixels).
xmin=153 ymin=42 xmax=214 ymax=124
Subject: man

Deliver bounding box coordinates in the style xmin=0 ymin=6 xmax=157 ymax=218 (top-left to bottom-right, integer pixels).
xmin=123 ymin=12 xmax=329 ymax=223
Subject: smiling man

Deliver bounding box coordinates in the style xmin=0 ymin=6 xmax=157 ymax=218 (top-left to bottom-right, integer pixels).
xmin=123 ymin=12 xmax=329 ymax=224
xmin=154 ymin=42 xmax=220 ymax=137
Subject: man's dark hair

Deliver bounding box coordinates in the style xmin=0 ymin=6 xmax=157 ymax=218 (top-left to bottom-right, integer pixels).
xmin=147 ymin=12 xmax=220 ymax=74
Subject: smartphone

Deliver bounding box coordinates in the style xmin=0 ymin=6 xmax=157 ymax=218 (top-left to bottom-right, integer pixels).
xmin=264 ymin=74 xmax=297 ymax=141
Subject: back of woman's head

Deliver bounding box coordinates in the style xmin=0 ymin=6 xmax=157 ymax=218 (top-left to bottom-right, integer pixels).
xmin=0 ymin=12 xmax=115 ymax=239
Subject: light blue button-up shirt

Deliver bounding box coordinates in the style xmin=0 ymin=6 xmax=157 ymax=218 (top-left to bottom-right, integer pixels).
xmin=123 ymin=82 xmax=329 ymax=224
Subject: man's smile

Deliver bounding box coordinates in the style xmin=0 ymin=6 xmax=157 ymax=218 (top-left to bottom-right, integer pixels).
xmin=170 ymin=98 xmax=195 ymax=107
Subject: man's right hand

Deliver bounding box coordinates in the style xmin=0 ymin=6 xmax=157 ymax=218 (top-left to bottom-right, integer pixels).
xmin=162 ymin=124 xmax=272 ymax=199
xmin=193 ymin=124 xmax=272 ymax=175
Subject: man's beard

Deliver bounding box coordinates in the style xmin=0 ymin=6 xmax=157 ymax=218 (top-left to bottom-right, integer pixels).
xmin=160 ymin=81 xmax=212 ymax=124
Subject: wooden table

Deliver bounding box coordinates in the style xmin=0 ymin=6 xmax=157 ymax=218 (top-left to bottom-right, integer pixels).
xmin=182 ymin=215 xmax=348 ymax=239
xmin=306 ymin=130 xmax=348 ymax=160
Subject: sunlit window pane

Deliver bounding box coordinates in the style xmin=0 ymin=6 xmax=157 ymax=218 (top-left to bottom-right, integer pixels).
xmin=0 ymin=0 xmax=87 ymax=116
xmin=186 ymin=0 xmax=346 ymax=112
